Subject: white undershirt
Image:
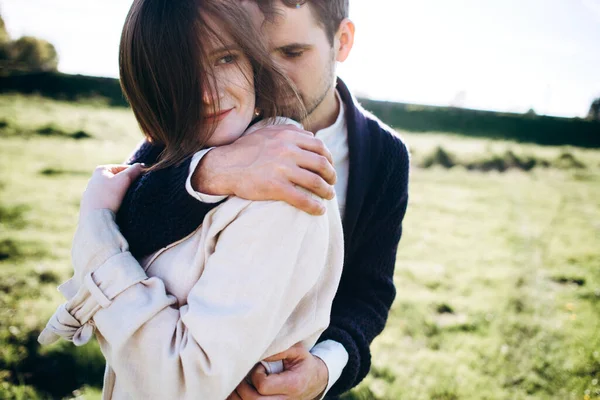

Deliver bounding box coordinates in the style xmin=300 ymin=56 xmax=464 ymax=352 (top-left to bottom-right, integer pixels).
xmin=315 ymin=90 xmax=349 ymax=218
xmin=185 ymin=90 xmax=350 ymax=396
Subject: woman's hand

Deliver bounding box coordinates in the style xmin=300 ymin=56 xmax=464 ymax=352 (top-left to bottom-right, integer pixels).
xmin=79 ymin=163 xmax=143 ymax=218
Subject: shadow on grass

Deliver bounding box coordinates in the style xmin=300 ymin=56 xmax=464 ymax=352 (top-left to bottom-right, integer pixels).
xmin=36 ymin=125 xmax=93 ymax=140
xmin=0 ymin=265 xmax=104 ymax=398
xmin=550 ymin=275 xmax=586 ymax=287
xmin=0 ymin=239 xmax=49 ymax=263
xmin=0 ymin=120 xmax=92 ymax=140
xmin=340 ymin=386 xmax=380 ymax=400
xmin=1 ymin=330 xmax=104 ymax=399
xmin=0 ymin=204 xmax=30 ymax=230
xmin=419 ymin=146 xmax=587 ymax=172
xmin=0 ymin=239 xmax=21 ymax=261
xmin=429 ymin=390 xmax=459 ymax=400
xmin=39 ymin=168 xmax=89 ymax=177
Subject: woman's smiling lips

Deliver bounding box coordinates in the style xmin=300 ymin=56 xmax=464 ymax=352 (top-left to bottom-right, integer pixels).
xmin=204 ymin=108 xmax=234 ymax=122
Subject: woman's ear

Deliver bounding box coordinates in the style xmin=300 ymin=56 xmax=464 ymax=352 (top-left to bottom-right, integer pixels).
xmin=335 ymin=18 xmax=355 ymax=63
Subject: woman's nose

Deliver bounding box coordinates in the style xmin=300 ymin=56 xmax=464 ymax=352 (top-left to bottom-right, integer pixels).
xmin=202 ymin=89 xmax=213 ymax=106
xmin=202 ymin=81 xmax=223 ymax=106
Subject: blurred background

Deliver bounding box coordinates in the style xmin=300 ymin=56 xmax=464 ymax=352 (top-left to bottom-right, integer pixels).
xmin=0 ymin=0 xmax=599 ymax=399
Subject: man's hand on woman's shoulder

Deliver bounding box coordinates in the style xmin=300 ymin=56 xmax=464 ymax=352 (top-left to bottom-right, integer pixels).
xmin=191 ymin=124 xmax=337 ymax=216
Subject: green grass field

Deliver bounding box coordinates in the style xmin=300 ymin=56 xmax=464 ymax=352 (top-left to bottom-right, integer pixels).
xmin=1 ymin=94 xmax=599 ymax=400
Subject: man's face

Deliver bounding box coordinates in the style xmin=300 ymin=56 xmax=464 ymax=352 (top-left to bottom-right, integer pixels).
xmin=246 ymin=1 xmax=337 ymax=120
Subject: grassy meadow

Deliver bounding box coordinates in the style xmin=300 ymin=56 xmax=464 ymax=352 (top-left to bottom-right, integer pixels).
xmin=0 ymin=94 xmax=599 ymax=400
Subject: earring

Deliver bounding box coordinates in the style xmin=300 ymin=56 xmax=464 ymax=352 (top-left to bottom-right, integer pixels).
xmin=254 ymin=108 xmax=261 ymax=117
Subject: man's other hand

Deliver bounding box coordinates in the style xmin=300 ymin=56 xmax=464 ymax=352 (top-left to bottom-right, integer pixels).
xmin=228 ymin=343 xmax=329 ymax=400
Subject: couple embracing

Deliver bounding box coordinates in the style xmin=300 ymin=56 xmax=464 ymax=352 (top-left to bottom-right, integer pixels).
xmin=39 ymin=1 xmax=410 ymax=399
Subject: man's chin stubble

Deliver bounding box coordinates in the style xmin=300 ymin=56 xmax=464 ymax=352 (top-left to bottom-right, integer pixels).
xmin=300 ymin=89 xmax=329 ymax=122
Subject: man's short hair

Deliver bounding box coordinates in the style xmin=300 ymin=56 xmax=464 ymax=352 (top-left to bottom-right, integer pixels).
xmin=281 ymin=0 xmax=350 ymax=45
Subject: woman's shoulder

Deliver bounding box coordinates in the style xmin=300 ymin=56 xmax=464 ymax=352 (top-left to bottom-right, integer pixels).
xmin=207 ymin=190 xmax=334 ymax=237
xmin=216 ymin=191 xmax=326 ymax=221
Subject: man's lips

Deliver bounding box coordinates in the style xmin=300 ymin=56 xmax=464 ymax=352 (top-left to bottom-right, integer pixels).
xmin=204 ymin=108 xmax=233 ymax=122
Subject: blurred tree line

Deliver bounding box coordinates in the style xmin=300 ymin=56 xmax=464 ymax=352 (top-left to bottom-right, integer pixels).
xmin=0 ymin=13 xmax=598 ymax=125
xmin=0 ymin=15 xmax=58 ymax=75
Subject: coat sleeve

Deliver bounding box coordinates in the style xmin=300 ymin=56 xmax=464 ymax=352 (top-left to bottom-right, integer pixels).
xmin=40 ymin=201 xmax=331 ymax=400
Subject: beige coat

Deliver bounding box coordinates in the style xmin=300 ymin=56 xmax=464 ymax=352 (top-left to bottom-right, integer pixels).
xmin=39 ymin=192 xmax=344 ymax=399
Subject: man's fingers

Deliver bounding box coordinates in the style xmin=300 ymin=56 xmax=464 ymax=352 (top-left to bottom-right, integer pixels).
xmin=296 ymin=151 xmax=337 ymax=186
xmin=280 ymin=124 xmax=313 ymax=137
xmin=249 ymin=367 xmax=292 ymax=398
xmin=289 ymin=169 xmax=335 ymax=201
xmin=262 ymin=343 xmax=303 ymax=363
xmin=227 ymin=391 xmax=243 ymax=400
xmin=253 ymin=370 xmax=302 ymax=397
xmin=278 ymin=184 xmax=326 ymax=216
xmin=294 ymin=136 xmax=333 ymax=166
xmin=235 ymin=379 xmax=263 ymax=400
xmin=250 ymin=363 xmax=268 ymax=380
xmin=252 ymin=344 xmax=325 ymax=399
xmin=262 ymin=342 xmax=306 ymax=363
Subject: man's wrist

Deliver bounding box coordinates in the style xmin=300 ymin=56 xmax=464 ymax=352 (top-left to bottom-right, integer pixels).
xmin=192 ymin=147 xmax=231 ymax=196
xmin=310 ymin=340 xmax=349 ymax=398
xmin=312 ymin=354 xmax=329 ymax=399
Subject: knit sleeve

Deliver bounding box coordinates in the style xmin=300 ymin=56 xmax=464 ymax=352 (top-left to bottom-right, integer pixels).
xmin=117 ymin=141 xmax=223 ymax=259
xmin=320 ymin=135 xmax=410 ymax=396
xmin=125 ymin=140 xmax=163 ymax=165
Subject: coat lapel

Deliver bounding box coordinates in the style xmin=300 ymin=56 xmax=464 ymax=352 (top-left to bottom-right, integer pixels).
xmin=337 ymin=79 xmax=372 ymax=256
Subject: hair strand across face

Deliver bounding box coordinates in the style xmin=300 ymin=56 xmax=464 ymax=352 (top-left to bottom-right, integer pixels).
xmin=119 ymin=0 xmax=305 ymax=171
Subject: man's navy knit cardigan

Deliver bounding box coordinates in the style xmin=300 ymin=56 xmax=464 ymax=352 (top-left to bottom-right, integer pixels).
xmin=117 ymin=79 xmax=410 ymax=397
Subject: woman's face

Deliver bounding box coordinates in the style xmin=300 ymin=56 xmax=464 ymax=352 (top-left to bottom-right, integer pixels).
xmin=202 ymin=17 xmax=256 ymax=147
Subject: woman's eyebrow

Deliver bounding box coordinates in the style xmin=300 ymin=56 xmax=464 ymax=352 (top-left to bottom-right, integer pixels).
xmin=210 ymin=44 xmax=241 ymax=56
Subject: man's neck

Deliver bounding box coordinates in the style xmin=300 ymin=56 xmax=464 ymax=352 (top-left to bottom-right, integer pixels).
xmin=303 ymin=87 xmax=340 ymax=134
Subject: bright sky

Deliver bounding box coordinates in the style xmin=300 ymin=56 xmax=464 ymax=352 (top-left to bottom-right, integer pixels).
xmin=2 ymin=0 xmax=600 ymax=117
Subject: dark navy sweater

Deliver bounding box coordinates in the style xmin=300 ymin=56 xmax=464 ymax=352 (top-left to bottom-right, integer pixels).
xmin=117 ymin=79 xmax=410 ymax=397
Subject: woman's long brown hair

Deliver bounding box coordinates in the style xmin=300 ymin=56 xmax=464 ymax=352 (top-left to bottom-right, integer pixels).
xmin=119 ymin=0 xmax=304 ymax=171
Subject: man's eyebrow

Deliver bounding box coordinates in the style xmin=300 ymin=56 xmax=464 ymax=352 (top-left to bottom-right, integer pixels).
xmin=274 ymin=43 xmax=312 ymax=51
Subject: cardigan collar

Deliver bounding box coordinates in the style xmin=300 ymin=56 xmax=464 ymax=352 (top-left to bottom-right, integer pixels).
xmin=336 ymin=78 xmax=373 ymax=253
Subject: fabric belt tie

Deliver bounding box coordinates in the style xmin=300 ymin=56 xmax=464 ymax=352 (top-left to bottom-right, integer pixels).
xmin=38 ymin=303 xmax=95 ymax=346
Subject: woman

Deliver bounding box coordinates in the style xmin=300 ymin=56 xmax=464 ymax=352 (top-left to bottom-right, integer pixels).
xmin=38 ymin=0 xmax=344 ymax=399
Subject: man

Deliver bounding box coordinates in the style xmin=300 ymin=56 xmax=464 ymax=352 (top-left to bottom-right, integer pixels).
xmin=118 ymin=1 xmax=410 ymax=398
